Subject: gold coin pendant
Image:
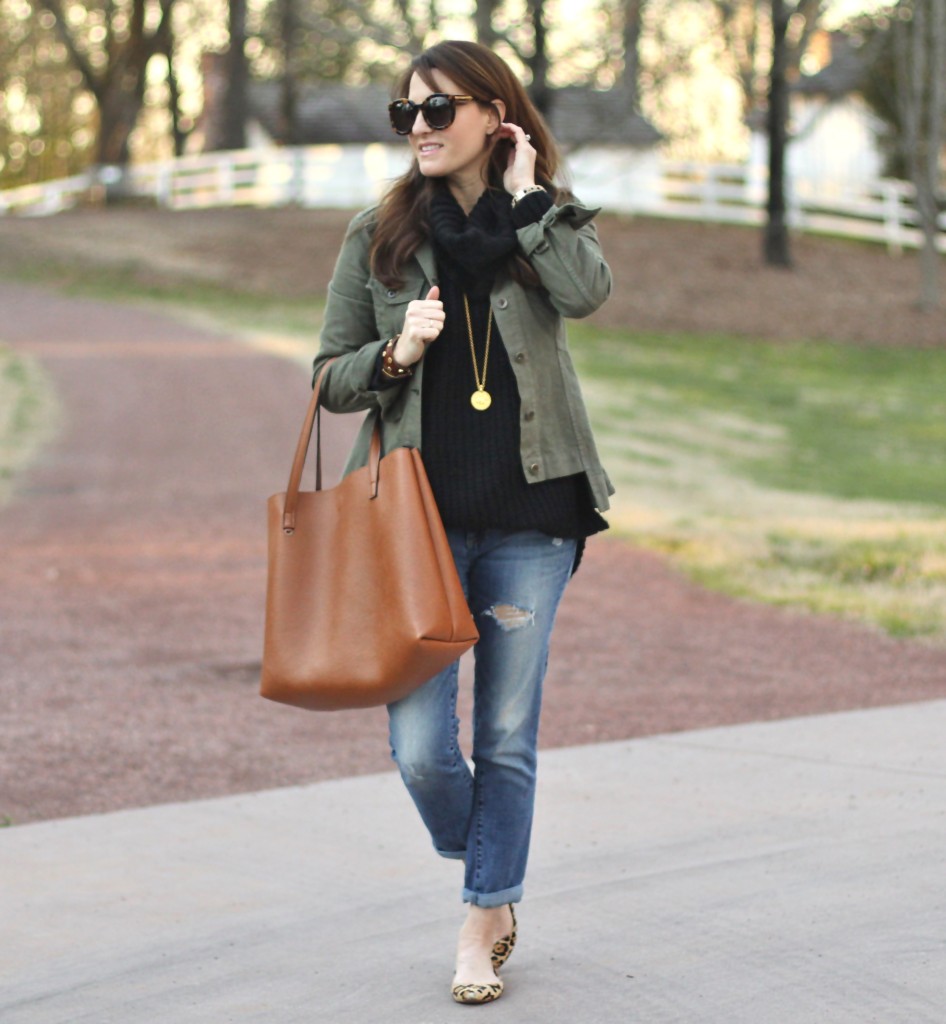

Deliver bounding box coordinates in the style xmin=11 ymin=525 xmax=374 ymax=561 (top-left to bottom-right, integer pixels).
xmin=470 ymin=390 xmax=492 ymax=411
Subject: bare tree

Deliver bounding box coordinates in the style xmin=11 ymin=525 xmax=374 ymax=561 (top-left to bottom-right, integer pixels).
xmin=711 ymin=0 xmax=824 ymax=118
xmin=716 ymin=0 xmax=764 ymax=114
xmin=765 ymin=0 xmax=792 ymax=266
xmin=755 ymin=1 xmax=826 ymax=267
xmin=42 ymin=0 xmax=177 ymax=166
xmin=164 ymin=17 xmax=188 ymax=157
xmin=528 ymin=0 xmax=551 ymax=112
xmin=279 ymin=0 xmax=300 ymax=145
xmin=0 ymin=4 xmax=91 ymax=186
xmin=475 ymin=0 xmax=554 ymax=112
xmin=215 ymin=0 xmax=248 ymax=151
xmin=475 ymin=0 xmax=501 ymax=49
xmin=621 ymin=0 xmax=647 ymax=110
xmin=259 ymin=0 xmax=429 ymax=84
xmin=893 ymin=0 xmax=945 ymax=309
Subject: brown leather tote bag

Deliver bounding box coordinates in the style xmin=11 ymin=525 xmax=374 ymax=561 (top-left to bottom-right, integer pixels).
xmin=260 ymin=361 xmax=479 ymax=711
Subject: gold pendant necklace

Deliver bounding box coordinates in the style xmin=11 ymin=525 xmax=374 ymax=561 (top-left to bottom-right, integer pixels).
xmin=463 ymin=294 xmax=493 ymax=411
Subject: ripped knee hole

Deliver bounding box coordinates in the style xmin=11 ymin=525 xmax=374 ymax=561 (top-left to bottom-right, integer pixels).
xmin=484 ymin=604 xmax=535 ymax=631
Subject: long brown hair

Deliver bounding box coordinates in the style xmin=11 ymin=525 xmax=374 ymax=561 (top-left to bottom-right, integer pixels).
xmin=370 ymin=40 xmax=566 ymax=289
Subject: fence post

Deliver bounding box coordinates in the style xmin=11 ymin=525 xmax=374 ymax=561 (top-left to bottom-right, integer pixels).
xmin=219 ymin=153 xmax=235 ymax=206
xmin=703 ymin=164 xmax=716 ymax=214
xmin=289 ymin=146 xmax=305 ymax=205
xmin=785 ymin=174 xmax=803 ymax=230
xmin=154 ymin=162 xmax=170 ymax=208
xmin=881 ymin=180 xmax=904 ymax=256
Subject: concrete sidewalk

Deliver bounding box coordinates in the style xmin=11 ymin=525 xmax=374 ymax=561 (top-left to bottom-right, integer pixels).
xmin=2 ymin=700 xmax=944 ymax=1024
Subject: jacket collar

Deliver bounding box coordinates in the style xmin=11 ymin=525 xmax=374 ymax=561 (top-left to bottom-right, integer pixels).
xmin=414 ymin=240 xmax=438 ymax=289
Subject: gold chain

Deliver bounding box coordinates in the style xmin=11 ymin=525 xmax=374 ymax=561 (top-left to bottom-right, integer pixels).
xmin=463 ymin=294 xmax=493 ymax=411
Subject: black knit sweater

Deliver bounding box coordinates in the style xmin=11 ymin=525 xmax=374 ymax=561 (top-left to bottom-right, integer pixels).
xmin=376 ymin=185 xmax=607 ymax=552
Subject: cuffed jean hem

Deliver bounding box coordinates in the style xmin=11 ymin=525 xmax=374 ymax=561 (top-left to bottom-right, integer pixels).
xmin=463 ymin=884 xmax=523 ymax=908
xmin=437 ymin=848 xmax=467 ymax=861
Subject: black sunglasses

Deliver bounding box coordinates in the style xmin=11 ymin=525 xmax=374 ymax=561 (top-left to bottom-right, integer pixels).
xmin=388 ymin=94 xmax=477 ymax=135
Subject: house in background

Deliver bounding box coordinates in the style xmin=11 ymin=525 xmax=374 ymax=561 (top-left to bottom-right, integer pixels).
xmin=749 ymin=30 xmax=886 ymax=198
xmin=191 ymin=58 xmax=663 ymax=210
xmin=544 ymin=86 xmax=664 ymax=210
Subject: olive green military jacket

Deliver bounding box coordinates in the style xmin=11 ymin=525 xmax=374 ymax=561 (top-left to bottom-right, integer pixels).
xmin=312 ymin=197 xmax=615 ymax=512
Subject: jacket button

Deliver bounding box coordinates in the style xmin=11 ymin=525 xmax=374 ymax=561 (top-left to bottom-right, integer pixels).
xmin=386 ymin=289 xmax=397 ymax=298
xmin=497 ymin=297 xmax=509 ymax=309
xmin=529 ymin=463 xmax=540 ymax=475
xmin=514 ymin=352 xmax=526 ymax=363
xmin=523 ymin=410 xmax=535 ymax=421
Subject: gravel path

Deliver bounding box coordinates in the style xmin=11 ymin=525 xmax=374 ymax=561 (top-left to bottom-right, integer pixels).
xmin=2 ymin=280 xmax=945 ymax=826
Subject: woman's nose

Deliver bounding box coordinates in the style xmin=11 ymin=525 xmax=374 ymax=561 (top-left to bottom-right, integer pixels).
xmin=411 ymin=111 xmax=432 ymax=135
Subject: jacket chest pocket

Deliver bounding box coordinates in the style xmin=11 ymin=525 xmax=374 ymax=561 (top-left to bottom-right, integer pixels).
xmin=368 ymin=279 xmax=422 ymax=339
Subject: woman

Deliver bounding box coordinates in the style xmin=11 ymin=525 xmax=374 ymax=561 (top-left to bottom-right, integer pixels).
xmin=313 ymin=39 xmax=613 ymax=1004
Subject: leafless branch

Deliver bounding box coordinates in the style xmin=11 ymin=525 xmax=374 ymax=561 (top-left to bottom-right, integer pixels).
xmin=40 ymin=0 xmax=104 ymax=100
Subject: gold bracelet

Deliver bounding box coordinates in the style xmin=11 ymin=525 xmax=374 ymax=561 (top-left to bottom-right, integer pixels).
xmin=380 ymin=336 xmax=413 ymax=379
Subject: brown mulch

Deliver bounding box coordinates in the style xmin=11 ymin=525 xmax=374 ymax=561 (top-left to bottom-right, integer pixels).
xmin=1 ymin=210 xmax=945 ymax=827
xmin=0 ymin=205 xmax=944 ymax=346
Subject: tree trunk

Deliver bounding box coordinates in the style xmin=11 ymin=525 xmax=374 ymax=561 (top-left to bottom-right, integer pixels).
xmin=764 ymin=0 xmax=792 ymax=267
xmin=529 ymin=0 xmax=551 ymax=114
xmin=44 ymin=0 xmax=175 ymax=169
xmin=622 ymin=0 xmax=646 ymax=111
xmin=919 ymin=0 xmax=944 ymax=310
xmin=896 ymin=0 xmax=944 ymax=310
xmin=219 ymin=0 xmax=248 ymax=151
xmin=165 ymin=24 xmax=187 ymax=157
xmin=474 ymin=0 xmax=500 ymax=47
xmin=96 ymin=67 xmax=146 ymax=165
xmin=280 ymin=0 xmax=300 ymax=145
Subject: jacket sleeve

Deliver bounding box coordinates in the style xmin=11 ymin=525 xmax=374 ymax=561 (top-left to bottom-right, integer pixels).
xmin=312 ymin=209 xmax=404 ymax=415
xmin=514 ymin=200 xmax=612 ymax=319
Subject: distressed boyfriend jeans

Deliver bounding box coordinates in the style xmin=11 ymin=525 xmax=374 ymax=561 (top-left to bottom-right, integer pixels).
xmin=387 ymin=528 xmax=577 ymax=907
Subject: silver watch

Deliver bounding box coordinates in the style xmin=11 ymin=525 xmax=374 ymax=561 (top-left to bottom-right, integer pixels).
xmin=511 ymin=185 xmax=546 ymax=208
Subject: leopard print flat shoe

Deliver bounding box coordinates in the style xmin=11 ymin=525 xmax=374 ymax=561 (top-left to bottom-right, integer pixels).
xmin=490 ymin=904 xmax=518 ymax=971
xmin=451 ymin=978 xmax=504 ymax=1005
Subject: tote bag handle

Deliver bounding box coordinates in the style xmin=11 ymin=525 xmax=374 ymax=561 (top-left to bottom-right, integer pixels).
xmin=282 ymin=358 xmax=382 ymax=534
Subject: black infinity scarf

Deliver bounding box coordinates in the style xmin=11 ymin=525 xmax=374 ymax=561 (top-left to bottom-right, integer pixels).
xmin=428 ymin=185 xmax=518 ymax=296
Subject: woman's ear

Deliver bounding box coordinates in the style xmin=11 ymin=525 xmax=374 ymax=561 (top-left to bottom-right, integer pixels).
xmin=486 ymin=99 xmax=507 ymax=133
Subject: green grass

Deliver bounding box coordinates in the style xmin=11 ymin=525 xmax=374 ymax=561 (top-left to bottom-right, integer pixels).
xmin=570 ymin=326 xmax=946 ymax=506
xmin=568 ymin=324 xmax=946 ymax=641
xmin=0 ymin=345 xmax=59 ymax=504
xmin=3 ymin=250 xmax=945 ymax=642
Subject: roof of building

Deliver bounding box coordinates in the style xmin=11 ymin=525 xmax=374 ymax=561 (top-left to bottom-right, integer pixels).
xmin=744 ymin=32 xmax=868 ymax=131
xmin=248 ymin=81 xmax=662 ymax=149
xmin=793 ymin=33 xmax=867 ymax=98
xmin=546 ymin=85 xmax=664 ymax=148
xmin=250 ymin=82 xmax=393 ymax=144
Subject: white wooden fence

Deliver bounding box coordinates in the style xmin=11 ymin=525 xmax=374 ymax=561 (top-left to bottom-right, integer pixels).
xmin=1 ymin=145 xmax=943 ymax=256
xmin=635 ymin=160 xmax=944 ymax=256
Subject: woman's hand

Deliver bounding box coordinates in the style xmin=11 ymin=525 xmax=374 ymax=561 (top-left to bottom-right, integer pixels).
xmin=394 ymin=286 xmax=444 ymax=366
xmin=499 ymin=122 xmax=537 ymax=196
